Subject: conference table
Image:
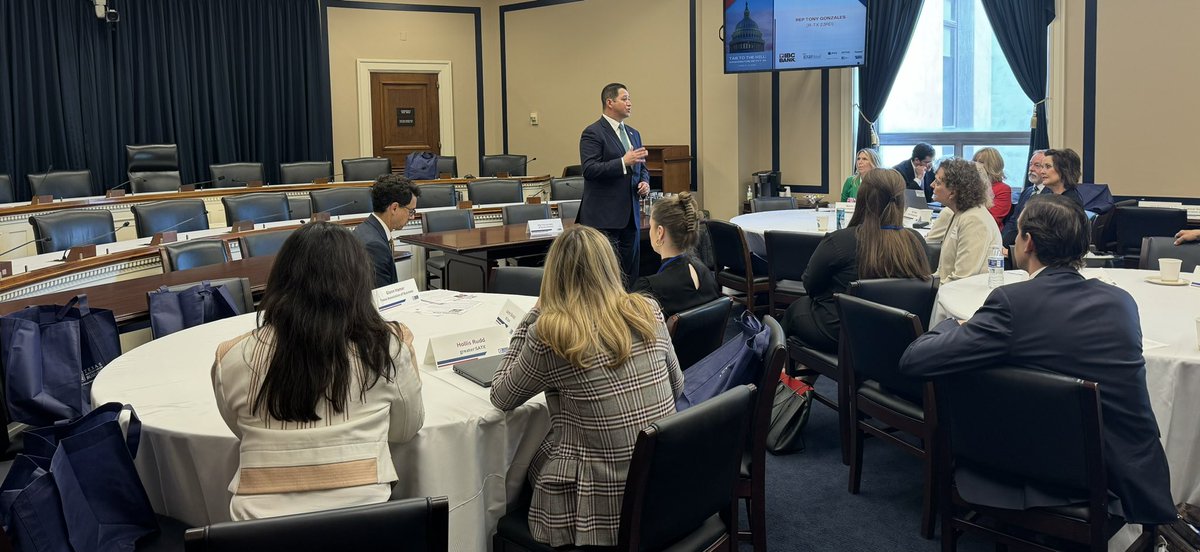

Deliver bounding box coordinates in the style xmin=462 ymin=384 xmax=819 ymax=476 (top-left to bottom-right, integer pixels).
xmin=729 ymin=209 xmax=931 ymax=257
xmin=91 ymin=292 xmax=548 ymax=552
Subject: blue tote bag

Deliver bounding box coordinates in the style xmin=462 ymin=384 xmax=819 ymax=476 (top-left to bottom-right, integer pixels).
xmin=676 ymin=311 xmax=772 ymax=411
xmin=0 ymin=295 xmax=120 ymax=425
xmin=147 ymin=281 xmax=242 ymax=339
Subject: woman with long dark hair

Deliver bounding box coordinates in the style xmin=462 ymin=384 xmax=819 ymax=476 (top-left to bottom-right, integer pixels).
xmin=212 ymin=222 xmax=423 ymax=520
xmin=784 ymin=169 xmax=931 ymax=353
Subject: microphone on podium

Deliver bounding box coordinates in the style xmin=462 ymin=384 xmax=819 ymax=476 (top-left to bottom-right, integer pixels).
xmin=58 ymin=221 xmax=132 ymax=261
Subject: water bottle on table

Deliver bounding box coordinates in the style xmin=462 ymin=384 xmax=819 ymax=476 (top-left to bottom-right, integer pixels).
xmin=987 ymin=245 xmax=1005 ymax=288
xmin=835 ymin=206 xmax=845 ymax=230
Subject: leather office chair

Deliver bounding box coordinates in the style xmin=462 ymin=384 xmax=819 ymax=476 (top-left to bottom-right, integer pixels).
xmin=468 ymin=179 xmax=523 ymax=205
xmin=494 ymin=385 xmax=755 ymax=552
xmin=556 ymin=200 xmax=580 ymax=221
xmin=29 ymin=210 xmax=116 ymax=254
xmin=925 ymin=241 xmax=942 ymax=273
xmin=421 ymin=209 xmax=475 ymax=289
xmin=28 ymin=170 xmax=93 ymax=199
xmin=489 ymin=266 xmax=544 ymax=297
xmin=934 ymin=368 xmax=1132 ymax=552
xmin=750 ymin=197 xmax=797 ymax=213
xmin=666 ymin=296 xmax=732 ymax=371
xmin=127 ymin=144 xmax=179 ymax=172
xmin=341 ymin=157 xmax=392 ymax=182
xmin=159 ymin=240 xmax=230 ymax=272
xmin=764 ymin=230 xmax=820 ymax=317
xmin=549 ymin=177 xmax=584 ymax=201
xmin=1139 ymin=236 xmax=1200 ymax=272
xmin=184 ymin=496 xmax=448 ymax=552
xmin=737 ymin=315 xmax=789 ymax=552
xmin=480 ymin=154 xmax=527 ymax=177
xmin=561 ymin=164 xmax=583 ymax=177
xmin=416 ymin=184 xmax=457 ymax=209
xmin=309 ymin=188 xmax=373 ymax=217
xmin=239 ymin=229 xmax=295 ymax=258
xmin=848 ymin=277 xmax=939 ymax=333
xmin=158 ymin=277 xmax=254 ymax=319
xmin=436 ymin=156 xmax=458 ymax=178
xmin=131 ymin=199 xmax=210 ymax=238
xmin=0 ymin=174 xmax=13 ymax=203
xmin=209 ymin=163 xmax=265 ymax=188
xmin=706 ymin=220 xmax=769 ymax=314
xmin=501 ymin=204 xmax=550 ymax=226
xmin=838 ymin=294 xmax=936 ymax=539
xmin=1114 ymin=206 xmax=1187 ymax=267
xmin=278 ymin=161 xmax=333 ymax=185
xmin=222 ymin=193 xmax=291 ymax=227
xmin=129 ymin=171 xmax=182 ymax=193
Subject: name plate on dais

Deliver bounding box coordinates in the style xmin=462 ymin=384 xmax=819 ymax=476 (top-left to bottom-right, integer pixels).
xmin=527 ymin=218 xmax=564 ymax=238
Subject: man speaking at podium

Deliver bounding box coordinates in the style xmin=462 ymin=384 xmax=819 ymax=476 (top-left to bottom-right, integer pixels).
xmin=578 ymin=82 xmax=651 ymax=288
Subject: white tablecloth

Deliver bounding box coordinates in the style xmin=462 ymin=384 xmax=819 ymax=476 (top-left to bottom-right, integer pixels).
xmin=730 ymin=209 xmax=929 ymax=257
xmin=91 ymin=293 xmax=547 ymax=552
xmin=932 ymin=269 xmax=1200 ymax=549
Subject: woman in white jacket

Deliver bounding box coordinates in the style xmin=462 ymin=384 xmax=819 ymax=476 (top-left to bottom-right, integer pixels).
xmin=930 ymin=158 xmax=1002 ymax=283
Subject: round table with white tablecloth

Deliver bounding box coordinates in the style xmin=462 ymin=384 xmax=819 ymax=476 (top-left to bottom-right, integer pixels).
xmin=730 ymin=209 xmax=929 ymax=257
xmin=91 ymin=293 xmax=547 ymax=552
xmin=932 ymin=268 xmax=1200 ymax=549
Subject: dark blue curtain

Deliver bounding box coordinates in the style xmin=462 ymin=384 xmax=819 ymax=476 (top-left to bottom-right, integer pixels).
xmin=855 ymin=0 xmax=925 ymax=154
xmin=981 ymin=0 xmax=1055 ymax=189
xmin=0 ymin=0 xmax=332 ymax=200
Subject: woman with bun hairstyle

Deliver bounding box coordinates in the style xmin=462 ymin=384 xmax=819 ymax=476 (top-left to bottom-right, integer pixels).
xmin=631 ymin=192 xmax=720 ymax=318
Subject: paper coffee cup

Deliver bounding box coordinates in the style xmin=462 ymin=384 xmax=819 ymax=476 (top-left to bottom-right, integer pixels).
xmin=815 ymin=216 xmax=829 ymax=232
xmin=1159 ymin=258 xmax=1182 ymax=282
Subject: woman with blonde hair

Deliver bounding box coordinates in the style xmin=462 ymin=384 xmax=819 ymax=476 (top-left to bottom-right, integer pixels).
xmin=972 ymin=147 xmax=1012 ymax=227
xmin=840 ymin=148 xmax=882 ymax=201
xmin=491 ymin=225 xmax=683 ymax=548
xmin=632 ymin=191 xmax=719 ymax=317
xmin=931 ymin=157 xmax=1003 ymax=282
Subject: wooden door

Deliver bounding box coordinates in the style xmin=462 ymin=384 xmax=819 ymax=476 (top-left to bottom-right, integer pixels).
xmin=371 ymin=72 xmax=440 ymax=173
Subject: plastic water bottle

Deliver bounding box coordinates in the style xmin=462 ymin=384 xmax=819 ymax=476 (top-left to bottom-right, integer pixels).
xmin=835 ymin=206 xmax=845 ymax=230
xmin=987 ymin=245 xmax=1005 ymax=288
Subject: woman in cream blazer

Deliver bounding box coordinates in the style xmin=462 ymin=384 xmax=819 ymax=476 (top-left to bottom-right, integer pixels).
xmin=931 ymin=158 xmax=1002 ymax=283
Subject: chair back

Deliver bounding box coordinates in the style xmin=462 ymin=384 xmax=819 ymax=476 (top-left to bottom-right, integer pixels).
xmin=209 ymin=163 xmax=265 ymax=187
xmin=837 ymin=294 xmax=924 ymax=404
xmin=618 ymin=385 xmax=755 ymax=551
xmin=1113 ymin=206 xmax=1187 ymax=255
xmin=924 ymin=241 xmax=942 ymax=272
xmin=416 ymin=184 xmax=457 ymax=209
xmin=131 ymin=199 xmax=209 ymax=238
xmin=489 ymin=267 xmax=544 ymax=297
xmin=749 ymin=316 xmax=789 ymax=467
xmin=1139 ymin=236 xmax=1200 ymax=272
xmin=420 ymin=209 xmax=474 ymax=233
xmin=160 ymin=240 xmax=229 ymax=272
xmin=501 ymin=203 xmax=550 ymax=226
xmin=183 ymin=496 xmax=449 ymax=552
xmin=750 ymin=197 xmax=796 ymax=213
xmin=705 ymin=220 xmax=753 ymax=277
xmin=0 ymin=174 xmax=13 ymax=203
xmin=28 ymin=170 xmax=93 ymax=199
xmin=666 ymin=297 xmax=732 ymax=370
xmin=309 ymin=188 xmax=372 ymax=217
xmin=129 ymin=171 xmax=182 ymax=193
xmin=934 ymin=367 xmax=1104 ymax=502
xmin=557 ymin=200 xmax=581 ymax=221
xmin=163 ymin=277 xmax=254 ymax=315
xmin=561 ymin=164 xmax=583 ymax=177
xmin=764 ymin=230 xmax=821 ymax=282
xmin=479 ymin=154 xmax=527 ymax=177
xmin=467 ymin=179 xmax=523 ymax=205
xmin=239 ymin=229 xmax=295 ymax=258
xmin=222 ymin=193 xmax=291 ymax=227
xmin=550 ymin=177 xmax=584 ymax=200
xmin=341 ymin=157 xmax=392 ymax=182
xmin=126 ymin=144 xmax=179 ymax=172
xmin=28 ymin=210 xmax=116 ymax=254
xmin=435 ymin=156 xmax=457 ymax=178
xmin=848 ymin=277 xmax=938 ymax=332
xmin=279 ymin=162 xmax=333 ymax=185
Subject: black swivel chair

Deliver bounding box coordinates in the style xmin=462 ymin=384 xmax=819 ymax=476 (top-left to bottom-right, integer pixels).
xmin=493 ymin=385 xmax=756 ymax=552
xmin=436 ymin=156 xmax=458 ymax=178
xmin=159 ymin=240 xmax=230 ymax=272
xmin=239 ymin=229 xmax=295 ymax=258
xmin=489 ymin=267 xmax=544 ymax=297
xmin=0 ymin=174 xmax=14 ymax=203
xmin=28 ymin=170 xmax=93 ymax=199
xmin=416 ymin=184 xmax=458 ymax=209
xmin=1113 ymin=206 xmax=1187 ymax=267
xmin=480 ymin=154 xmax=528 ymax=177
xmin=706 ymin=220 xmax=770 ymax=314
xmin=561 ymin=164 xmax=583 ymax=177
xmin=279 ymin=162 xmax=333 ymax=185
xmin=557 ymin=200 xmax=581 ymax=221
xmin=222 ymin=193 xmax=292 ymax=227
xmin=468 ymin=180 xmax=523 ymax=205
xmin=29 ymin=210 xmax=116 ymax=254
xmin=665 ymin=296 xmax=732 ymax=371
xmin=127 ymin=144 xmax=181 ymax=192
xmin=848 ymin=277 xmax=939 ymax=333
xmin=750 ymin=197 xmax=797 ymax=213
xmin=341 ymin=157 xmax=392 ymax=182
xmin=309 ymin=188 xmax=373 ymax=217
xmin=129 ymin=172 xmax=183 ymax=193
xmin=1139 ymin=236 xmax=1200 ymax=272
xmin=184 ymin=497 xmax=448 ymax=552
xmin=209 ymin=163 xmax=265 ymax=188
xmin=131 ymin=199 xmax=210 ymax=238
xmin=764 ymin=230 xmax=820 ymax=317
xmin=550 ymin=177 xmax=584 ymax=201
xmin=421 ymin=209 xmax=475 ymax=289
xmin=501 ymin=204 xmax=551 ymax=226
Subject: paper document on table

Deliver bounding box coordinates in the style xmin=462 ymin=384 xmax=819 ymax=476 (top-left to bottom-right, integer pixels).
xmin=419 ymin=289 xmax=478 ymax=304
xmin=409 ymin=289 xmax=482 ymax=316
xmin=1143 ymin=338 xmax=1169 ymax=351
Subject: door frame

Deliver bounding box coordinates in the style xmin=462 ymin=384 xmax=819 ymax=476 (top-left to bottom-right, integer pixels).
xmin=356 ymin=59 xmax=455 ymax=158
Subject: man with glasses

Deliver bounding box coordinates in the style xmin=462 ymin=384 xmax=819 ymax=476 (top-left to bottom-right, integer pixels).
xmin=355 ymin=174 xmax=421 ymax=289
xmin=1000 ymin=149 xmax=1047 ymax=248
xmin=893 ymin=142 xmax=937 ymax=202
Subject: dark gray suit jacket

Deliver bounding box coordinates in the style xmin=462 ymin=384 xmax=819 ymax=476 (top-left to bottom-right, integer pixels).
xmin=578 ymin=117 xmax=649 ymax=230
xmin=899 ymin=267 xmax=1175 ymax=524
xmin=353 ymin=215 xmax=397 ymax=289
xmin=893 ymin=160 xmax=935 ymax=203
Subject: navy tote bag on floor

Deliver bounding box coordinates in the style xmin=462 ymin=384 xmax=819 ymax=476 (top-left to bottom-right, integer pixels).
xmin=147 ymin=281 xmax=242 ymax=339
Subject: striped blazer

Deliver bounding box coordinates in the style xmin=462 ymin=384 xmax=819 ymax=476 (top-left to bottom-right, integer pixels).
xmin=491 ymin=303 xmax=684 ymax=547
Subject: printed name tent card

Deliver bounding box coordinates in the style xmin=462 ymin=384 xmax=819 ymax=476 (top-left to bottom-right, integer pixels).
xmin=495 ymin=299 xmax=528 ymax=335
xmin=527 ymin=218 xmax=563 ymax=238
xmin=372 ymin=279 xmax=420 ymax=311
xmin=424 ymin=325 xmax=510 ymax=369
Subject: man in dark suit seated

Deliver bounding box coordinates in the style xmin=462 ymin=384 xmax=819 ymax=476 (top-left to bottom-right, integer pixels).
xmin=1000 ymin=149 xmax=1047 ymax=248
xmin=354 ymin=174 xmax=420 ymax=289
xmin=892 ymin=142 xmax=936 ymax=203
xmin=899 ymin=194 xmax=1176 ymax=526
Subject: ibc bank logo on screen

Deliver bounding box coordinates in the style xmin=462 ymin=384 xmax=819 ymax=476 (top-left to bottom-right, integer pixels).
xmin=778 ymin=52 xmax=796 ymax=63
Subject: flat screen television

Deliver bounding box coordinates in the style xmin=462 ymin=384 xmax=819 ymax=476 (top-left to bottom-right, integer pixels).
xmin=724 ymin=0 xmax=868 ymax=74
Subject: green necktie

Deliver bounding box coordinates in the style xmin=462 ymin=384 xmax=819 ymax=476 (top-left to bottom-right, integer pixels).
xmin=618 ymin=123 xmax=632 ymax=152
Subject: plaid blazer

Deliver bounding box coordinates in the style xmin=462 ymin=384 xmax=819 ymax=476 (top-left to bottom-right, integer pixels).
xmin=491 ymin=304 xmax=683 ymax=547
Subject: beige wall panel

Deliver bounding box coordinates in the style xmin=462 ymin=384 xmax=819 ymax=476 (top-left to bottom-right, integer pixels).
xmin=697 ymin=0 xmax=745 ymax=220
xmin=1059 ymin=0 xmax=1085 ymax=154
xmin=777 ymin=70 xmax=825 ymax=189
xmin=738 ymin=73 xmax=773 ymax=204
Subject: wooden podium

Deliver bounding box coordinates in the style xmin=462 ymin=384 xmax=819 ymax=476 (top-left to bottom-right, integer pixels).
xmin=645 ymin=145 xmax=692 ymax=194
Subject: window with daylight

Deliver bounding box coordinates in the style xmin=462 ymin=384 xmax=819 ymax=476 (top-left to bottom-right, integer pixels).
xmin=875 ymin=0 xmax=1033 ymax=197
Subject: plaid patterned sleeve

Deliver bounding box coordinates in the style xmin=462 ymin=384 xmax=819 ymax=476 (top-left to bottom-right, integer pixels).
xmin=491 ymin=308 xmax=552 ymax=411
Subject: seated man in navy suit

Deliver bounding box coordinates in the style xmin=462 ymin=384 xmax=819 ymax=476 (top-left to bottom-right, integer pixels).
xmin=353 ymin=174 xmax=420 ymax=289
xmin=892 ymin=142 xmax=936 ymax=203
xmin=900 ymin=194 xmax=1176 ymax=526
xmin=1001 ymin=149 xmax=1048 ymax=248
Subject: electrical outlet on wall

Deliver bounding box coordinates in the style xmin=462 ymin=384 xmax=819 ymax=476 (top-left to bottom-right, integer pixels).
xmin=529 ymin=112 xmax=539 ymax=126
